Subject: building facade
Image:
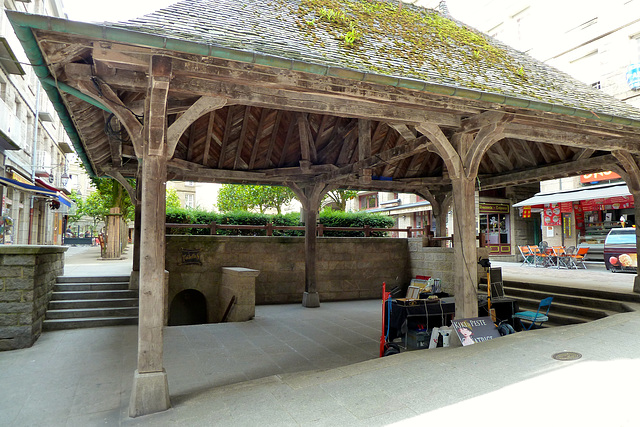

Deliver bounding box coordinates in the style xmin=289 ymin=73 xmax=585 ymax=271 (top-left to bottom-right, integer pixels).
xmin=0 ymin=0 xmax=73 ymax=245
xmin=419 ymin=0 xmax=640 ymax=257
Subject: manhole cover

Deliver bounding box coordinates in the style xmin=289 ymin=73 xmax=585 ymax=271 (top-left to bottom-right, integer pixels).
xmin=552 ymin=351 xmax=582 ymax=361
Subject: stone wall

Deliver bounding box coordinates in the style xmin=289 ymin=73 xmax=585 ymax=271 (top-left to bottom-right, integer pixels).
xmin=0 ymin=246 xmax=66 ymax=350
xmin=165 ymin=236 xmax=411 ymax=321
xmin=408 ymin=238 xmax=489 ymax=294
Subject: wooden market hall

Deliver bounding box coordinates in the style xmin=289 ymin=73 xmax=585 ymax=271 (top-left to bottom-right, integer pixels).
xmin=8 ymin=0 xmax=640 ymax=416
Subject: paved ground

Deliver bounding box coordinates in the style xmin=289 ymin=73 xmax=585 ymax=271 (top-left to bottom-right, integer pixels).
xmin=1 ymin=245 xmax=639 ymax=426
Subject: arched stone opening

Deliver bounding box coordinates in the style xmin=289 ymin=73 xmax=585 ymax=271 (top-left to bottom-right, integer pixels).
xmin=168 ymin=289 xmax=208 ymax=326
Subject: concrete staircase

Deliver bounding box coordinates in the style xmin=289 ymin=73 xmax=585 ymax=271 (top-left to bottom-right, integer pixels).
xmin=479 ymin=280 xmax=640 ymax=328
xmin=44 ymin=276 xmax=138 ymax=330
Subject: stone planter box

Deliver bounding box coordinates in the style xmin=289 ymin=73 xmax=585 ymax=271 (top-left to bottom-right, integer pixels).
xmin=0 ymin=246 xmax=67 ymax=351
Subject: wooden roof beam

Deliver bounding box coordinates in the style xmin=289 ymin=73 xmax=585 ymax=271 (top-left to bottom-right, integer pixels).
xmin=316 ymin=136 xmax=433 ymax=184
xmin=478 ymin=154 xmax=618 ymax=189
xmin=504 ymin=123 xmax=640 ymax=154
xmin=169 ymin=76 xmax=461 ymax=126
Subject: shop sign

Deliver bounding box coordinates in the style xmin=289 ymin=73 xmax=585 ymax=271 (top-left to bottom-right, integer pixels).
xmin=574 ymin=202 xmax=585 ymax=231
xmin=479 ymin=203 xmax=509 ymax=214
xmin=580 ymin=196 xmax=635 ymax=212
xmin=452 ymin=317 xmax=501 ymax=346
xmin=521 ymin=206 xmax=531 ymax=218
xmin=11 ymin=173 xmax=31 ymax=185
xmin=543 ymin=203 xmax=561 ymax=226
xmin=626 ymin=63 xmax=640 ymax=90
xmin=580 ymin=171 xmax=621 ymax=184
xmin=562 ymin=213 xmax=572 ymax=238
xmin=559 ymin=202 xmax=573 ymax=213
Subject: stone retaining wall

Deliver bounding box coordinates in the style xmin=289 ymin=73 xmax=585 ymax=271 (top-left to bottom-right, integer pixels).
xmin=0 ymin=246 xmax=66 ymax=350
xmin=165 ymin=236 xmax=411 ymax=321
xmin=408 ymin=238 xmax=489 ymax=294
xmin=166 ymin=236 xmax=489 ymax=323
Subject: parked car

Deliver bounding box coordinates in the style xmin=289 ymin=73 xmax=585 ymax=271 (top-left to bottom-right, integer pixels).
xmin=604 ymin=227 xmax=637 ymax=273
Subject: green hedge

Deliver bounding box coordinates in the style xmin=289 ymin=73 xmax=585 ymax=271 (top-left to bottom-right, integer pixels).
xmin=318 ymin=210 xmax=394 ymax=237
xmin=165 ymin=208 xmax=393 ymax=236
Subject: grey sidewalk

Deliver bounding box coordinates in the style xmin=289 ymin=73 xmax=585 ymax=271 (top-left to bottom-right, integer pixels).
xmin=1 ymin=248 xmax=638 ymax=426
xmin=63 ymin=245 xmax=133 ymax=277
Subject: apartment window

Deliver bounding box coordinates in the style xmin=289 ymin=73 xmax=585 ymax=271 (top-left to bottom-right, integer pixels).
xmin=358 ymin=193 xmax=378 ymax=210
xmin=185 ymin=193 xmax=195 ymax=208
xmin=591 ymin=81 xmax=601 ymax=90
xmin=0 ymin=77 xmax=7 ymax=101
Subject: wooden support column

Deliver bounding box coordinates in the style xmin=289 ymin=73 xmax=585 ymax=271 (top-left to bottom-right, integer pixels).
xmin=130 ymin=176 xmax=142 ymax=290
xmin=451 ymin=175 xmax=478 ymax=318
xmin=417 ymin=188 xmax=451 ymax=245
xmin=129 ymin=56 xmax=171 ymax=417
xmin=105 ymin=207 xmax=122 ymax=259
xmin=290 ymin=183 xmax=329 ymax=307
xmin=419 ymin=121 xmax=505 ymax=319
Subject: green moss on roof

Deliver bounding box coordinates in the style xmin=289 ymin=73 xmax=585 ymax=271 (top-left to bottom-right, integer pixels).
xmin=294 ymin=0 xmax=526 ymax=86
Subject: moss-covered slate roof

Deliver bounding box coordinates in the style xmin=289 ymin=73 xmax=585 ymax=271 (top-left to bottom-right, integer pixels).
xmin=107 ymin=0 xmax=639 ymax=121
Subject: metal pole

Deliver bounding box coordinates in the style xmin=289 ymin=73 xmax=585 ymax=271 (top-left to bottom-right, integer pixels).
xmin=28 ymin=81 xmax=41 ymax=244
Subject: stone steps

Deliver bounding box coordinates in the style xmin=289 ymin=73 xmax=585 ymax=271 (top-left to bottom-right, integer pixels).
xmin=479 ymin=279 xmax=638 ymax=328
xmin=44 ymin=276 xmax=138 ymax=331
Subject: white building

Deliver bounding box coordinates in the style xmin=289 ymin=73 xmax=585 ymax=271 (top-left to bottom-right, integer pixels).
xmin=0 ymin=0 xmax=73 ymax=245
xmin=418 ymin=0 xmax=640 ymax=254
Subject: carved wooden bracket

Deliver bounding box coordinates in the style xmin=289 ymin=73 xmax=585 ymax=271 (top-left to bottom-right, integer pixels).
xmin=144 ymin=56 xmax=172 ymax=158
xmin=166 ymin=96 xmax=227 ymax=158
xmin=76 ymin=79 xmax=144 ymax=157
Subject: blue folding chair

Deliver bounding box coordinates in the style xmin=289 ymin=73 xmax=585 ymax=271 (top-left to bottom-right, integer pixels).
xmin=513 ymin=297 xmax=553 ymax=330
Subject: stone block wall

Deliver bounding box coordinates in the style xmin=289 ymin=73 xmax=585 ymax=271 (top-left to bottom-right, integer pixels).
xmin=408 ymin=238 xmax=488 ymax=294
xmin=165 ymin=236 xmax=410 ymax=321
xmin=0 ymin=246 xmax=66 ymax=350
xmin=407 ymin=238 xmax=456 ymax=294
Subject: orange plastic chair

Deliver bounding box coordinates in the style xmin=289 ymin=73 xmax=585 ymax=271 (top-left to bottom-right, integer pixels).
xmin=551 ymin=246 xmax=569 ymax=269
xmin=571 ymin=247 xmax=589 ymax=269
xmin=529 ymin=245 xmax=550 ymax=267
xmin=518 ymin=245 xmax=535 ymax=267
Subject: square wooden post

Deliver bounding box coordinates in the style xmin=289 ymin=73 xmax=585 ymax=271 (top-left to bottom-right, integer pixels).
xmin=129 ymin=154 xmax=170 ymax=417
xmin=451 ymin=176 xmax=479 ymax=318
xmin=303 ymin=204 xmax=319 ymax=307
xmin=290 ymin=183 xmax=328 ymax=308
xmin=129 ymin=55 xmax=171 ymax=417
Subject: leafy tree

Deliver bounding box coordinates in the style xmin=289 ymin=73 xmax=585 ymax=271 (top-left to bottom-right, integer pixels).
xmin=322 ymin=189 xmax=358 ymax=211
xmin=166 ymin=187 xmax=181 ymax=209
xmin=80 ymin=190 xmax=110 ymax=232
xmin=217 ymin=185 xmax=254 ymax=212
xmin=66 ymin=190 xmax=85 ymax=226
xmin=217 ymin=184 xmax=296 ymax=214
xmin=87 ymin=176 xmax=135 ymax=223
xmin=250 ymin=185 xmax=295 ymax=214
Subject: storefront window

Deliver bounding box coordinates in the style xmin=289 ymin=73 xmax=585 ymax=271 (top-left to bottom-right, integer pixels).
xmin=478 ymin=203 xmax=511 ymax=254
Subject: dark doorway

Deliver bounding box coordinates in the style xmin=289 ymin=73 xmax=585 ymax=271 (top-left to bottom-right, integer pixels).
xmin=168 ymin=289 xmax=207 ymax=326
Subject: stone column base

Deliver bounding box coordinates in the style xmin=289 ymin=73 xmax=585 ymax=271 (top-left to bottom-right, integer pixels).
xmin=302 ymin=291 xmax=320 ymax=308
xmin=129 ymin=369 xmax=171 ymax=417
xmin=634 ymin=276 xmax=640 ymax=293
xmin=129 ymin=270 xmax=140 ymax=290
